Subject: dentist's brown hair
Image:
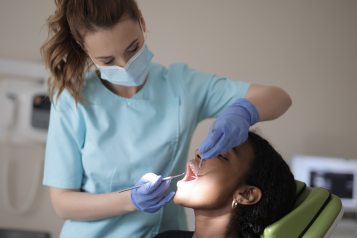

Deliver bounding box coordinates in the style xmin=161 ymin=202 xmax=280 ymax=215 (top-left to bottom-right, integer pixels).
xmin=41 ymin=0 xmax=140 ymax=105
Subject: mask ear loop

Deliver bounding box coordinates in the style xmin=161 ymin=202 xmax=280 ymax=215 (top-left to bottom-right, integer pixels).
xmin=75 ymin=40 xmax=97 ymax=68
xmin=138 ymin=19 xmax=147 ymax=40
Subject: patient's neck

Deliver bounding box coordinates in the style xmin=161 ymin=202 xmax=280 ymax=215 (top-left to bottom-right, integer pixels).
xmin=193 ymin=208 xmax=238 ymax=238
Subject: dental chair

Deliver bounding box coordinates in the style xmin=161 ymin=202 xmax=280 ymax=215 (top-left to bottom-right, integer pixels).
xmin=262 ymin=180 xmax=344 ymax=238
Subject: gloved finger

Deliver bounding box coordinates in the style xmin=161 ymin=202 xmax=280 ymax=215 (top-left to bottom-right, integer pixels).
xmin=140 ymin=174 xmax=162 ymax=194
xmin=139 ymin=173 xmax=157 ymax=184
xmin=201 ymin=130 xmax=230 ymax=160
xmin=198 ymin=130 xmax=223 ymax=155
xmin=146 ymin=192 xmax=176 ymax=214
xmin=157 ymin=191 xmax=175 ymax=206
xmin=147 ymin=180 xmax=171 ymax=199
xmin=164 ymin=191 xmax=175 ymax=203
xmin=207 ymin=122 xmax=214 ymax=136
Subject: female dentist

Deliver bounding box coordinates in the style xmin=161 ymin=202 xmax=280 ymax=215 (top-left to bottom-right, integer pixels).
xmin=41 ymin=0 xmax=292 ymax=237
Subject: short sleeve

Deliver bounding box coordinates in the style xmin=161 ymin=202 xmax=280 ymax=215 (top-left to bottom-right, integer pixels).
xmin=43 ymin=98 xmax=85 ymax=189
xmin=170 ymin=63 xmax=251 ymax=122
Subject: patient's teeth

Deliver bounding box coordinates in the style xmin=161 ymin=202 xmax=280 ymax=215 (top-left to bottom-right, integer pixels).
xmin=189 ymin=164 xmax=195 ymax=174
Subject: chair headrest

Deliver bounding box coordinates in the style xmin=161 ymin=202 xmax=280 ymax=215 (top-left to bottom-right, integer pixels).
xmin=261 ymin=180 xmax=342 ymax=238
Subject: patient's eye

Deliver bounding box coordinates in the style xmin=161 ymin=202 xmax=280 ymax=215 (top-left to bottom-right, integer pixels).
xmin=218 ymin=154 xmax=229 ymax=161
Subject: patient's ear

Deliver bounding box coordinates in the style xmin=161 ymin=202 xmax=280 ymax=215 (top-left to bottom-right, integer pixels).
xmin=234 ymin=185 xmax=262 ymax=205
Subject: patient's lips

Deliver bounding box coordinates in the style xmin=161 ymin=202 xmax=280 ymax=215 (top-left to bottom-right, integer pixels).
xmin=177 ymin=160 xmax=198 ymax=185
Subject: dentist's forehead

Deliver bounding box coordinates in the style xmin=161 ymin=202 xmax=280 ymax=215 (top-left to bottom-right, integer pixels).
xmin=84 ymin=19 xmax=141 ymax=56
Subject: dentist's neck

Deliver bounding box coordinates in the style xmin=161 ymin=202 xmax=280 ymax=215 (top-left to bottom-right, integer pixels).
xmin=98 ymin=71 xmax=148 ymax=98
xmin=192 ymin=208 xmax=239 ymax=238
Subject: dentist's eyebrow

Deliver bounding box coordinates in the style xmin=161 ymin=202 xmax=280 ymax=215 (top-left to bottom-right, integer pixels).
xmin=125 ymin=37 xmax=139 ymax=50
xmin=95 ymin=37 xmax=139 ymax=59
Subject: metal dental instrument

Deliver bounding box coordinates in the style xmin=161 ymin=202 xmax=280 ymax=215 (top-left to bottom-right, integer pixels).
xmin=117 ymin=173 xmax=185 ymax=193
xmin=196 ymin=119 xmax=216 ymax=178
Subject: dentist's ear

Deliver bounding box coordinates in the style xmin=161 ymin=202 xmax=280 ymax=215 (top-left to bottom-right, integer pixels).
xmin=138 ymin=10 xmax=146 ymax=32
xmin=76 ymin=41 xmax=90 ymax=58
xmin=234 ymin=185 xmax=262 ymax=205
xmin=76 ymin=40 xmax=86 ymax=52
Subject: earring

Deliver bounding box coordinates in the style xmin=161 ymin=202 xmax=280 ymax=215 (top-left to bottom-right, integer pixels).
xmin=232 ymin=199 xmax=238 ymax=209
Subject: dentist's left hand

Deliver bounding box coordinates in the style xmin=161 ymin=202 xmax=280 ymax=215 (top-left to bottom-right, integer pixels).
xmin=131 ymin=173 xmax=175 ymax=213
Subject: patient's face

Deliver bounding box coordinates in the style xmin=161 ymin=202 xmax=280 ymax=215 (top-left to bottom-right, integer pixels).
xmin=174 ymin=140 xmax=253 ymax=209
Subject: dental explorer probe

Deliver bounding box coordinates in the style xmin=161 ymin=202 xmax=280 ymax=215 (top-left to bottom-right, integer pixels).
xmin=117 ymin=173 xmax=185 ymax=193
xmin=196 ymin=119 xmax=216 ymax=178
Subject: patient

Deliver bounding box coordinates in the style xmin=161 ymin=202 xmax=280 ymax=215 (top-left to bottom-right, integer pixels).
xmin=155 ymin=130 xmax=296 ymax=238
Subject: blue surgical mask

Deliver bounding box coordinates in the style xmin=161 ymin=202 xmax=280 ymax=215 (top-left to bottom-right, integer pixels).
xmin=89 ymin=22 xmax=154 ymax=87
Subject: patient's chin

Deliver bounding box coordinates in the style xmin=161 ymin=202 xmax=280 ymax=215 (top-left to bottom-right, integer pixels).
xmin=173 ymin=195 xmax=184 ymax=206
xmin=173 ymin=190 xmax=187 ymax=206
xmin=173 ymin=189 xmax=195 ymax=208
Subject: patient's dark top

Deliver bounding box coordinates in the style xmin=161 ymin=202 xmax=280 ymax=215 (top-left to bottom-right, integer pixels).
xmin=154 ymin=230 xmax=194 ymax=238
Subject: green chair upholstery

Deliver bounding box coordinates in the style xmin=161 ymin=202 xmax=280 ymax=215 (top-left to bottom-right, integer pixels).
xmin=262 ymin=180 xmax=344 ymax=238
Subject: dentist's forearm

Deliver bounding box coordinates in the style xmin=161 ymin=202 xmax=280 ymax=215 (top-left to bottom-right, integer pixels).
xmin=245 ymin=84 xmax=292 ymax=122
xmin=49 ymin=187 xmax=137 ymax=221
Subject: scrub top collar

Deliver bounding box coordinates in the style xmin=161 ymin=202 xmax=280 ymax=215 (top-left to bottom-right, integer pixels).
xmin=93 ymin=69 xmax=151 ymax=100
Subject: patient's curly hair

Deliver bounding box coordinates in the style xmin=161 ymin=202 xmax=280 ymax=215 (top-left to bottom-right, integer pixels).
xmin=231 ymin=130 xmax=296 ymax=238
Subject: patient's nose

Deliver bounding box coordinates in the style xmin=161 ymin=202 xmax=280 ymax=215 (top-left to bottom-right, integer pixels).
xmin=195 ymin=149 xmax=203 ymax=161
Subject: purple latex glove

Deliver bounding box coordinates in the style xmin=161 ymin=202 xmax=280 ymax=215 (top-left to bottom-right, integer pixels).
xmin=130 ymin=173 xmax=175 ymax=213
xmin=198 ymin=98 xmax=260 ymax=160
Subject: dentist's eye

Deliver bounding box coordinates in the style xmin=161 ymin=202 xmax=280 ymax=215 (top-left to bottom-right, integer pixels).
xmin=129 ymin=44 xmax=139 ymax=53
xmin=104 ymin=59 xmax=114 ymax=65
xmin=218 ymin=154 xmax=229 ymax=161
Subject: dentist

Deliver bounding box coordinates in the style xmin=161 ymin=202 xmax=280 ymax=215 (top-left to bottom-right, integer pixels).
xmin=41 ymin=0 xmax=292 ymax=237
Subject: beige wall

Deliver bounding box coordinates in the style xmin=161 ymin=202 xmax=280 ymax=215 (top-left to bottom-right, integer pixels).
xmin=0 ymin=0 xmax=356 ymax=237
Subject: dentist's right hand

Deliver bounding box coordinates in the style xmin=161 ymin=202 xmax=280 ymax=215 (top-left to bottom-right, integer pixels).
xmin=131 ymin=173 xmax=175 ymax=213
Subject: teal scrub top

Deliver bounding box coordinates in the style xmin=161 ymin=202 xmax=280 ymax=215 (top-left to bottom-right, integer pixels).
xmin=43 ymin=63 xmax=250 ymax=238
